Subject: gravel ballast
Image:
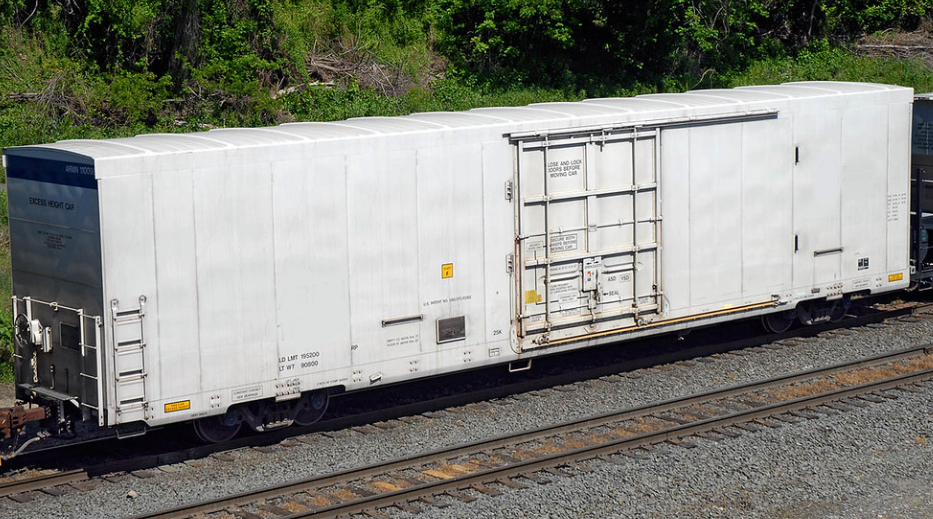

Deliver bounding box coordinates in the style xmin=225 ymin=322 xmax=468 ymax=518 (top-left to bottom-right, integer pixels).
xmin=394 ymin=387 xmax=933 ymax=519
xmin=2 ymin=312 xmax=933 ymax=518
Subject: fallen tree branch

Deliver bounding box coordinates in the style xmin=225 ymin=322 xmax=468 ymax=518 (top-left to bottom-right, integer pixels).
xmin=3 ymin=92 xmax=41 ymax=102
xmin=858 ymin=44 xmax=933 ymax=50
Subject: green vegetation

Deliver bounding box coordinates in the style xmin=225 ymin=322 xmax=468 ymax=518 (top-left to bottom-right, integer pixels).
xmin=0 ymin=190 xmax=9 ymax=382
xmin=2 ymin=0 xmax=933 ymax=381
xmin=725 ymin=44 xmax=933 ymax=91
xmin=3 ymin=1 xmax=933 ymax=143
xmin=436 ymin=0 xmax=933 ymax=92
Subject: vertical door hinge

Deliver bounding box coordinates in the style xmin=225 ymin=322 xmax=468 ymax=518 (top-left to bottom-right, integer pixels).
xmin=505 ymin=180 xmax=513 ymax=201
xmin=506 ymin=254 xmax=514 ymax=275
xmin=795 ymin=234 xmax=799 ymax=253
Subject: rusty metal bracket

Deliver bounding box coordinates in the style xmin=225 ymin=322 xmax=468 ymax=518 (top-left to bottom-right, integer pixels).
xmin=0 ymin=406 xmax=48 ymax=440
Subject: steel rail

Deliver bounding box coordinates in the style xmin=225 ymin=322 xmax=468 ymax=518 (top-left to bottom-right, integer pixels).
xmin=128 ymin=344 xmax=933 ymax=519
xmin=296 ymin=367 xmax=933 ymax=519
xmin=0 ymin=468 xmax=87 ymax=498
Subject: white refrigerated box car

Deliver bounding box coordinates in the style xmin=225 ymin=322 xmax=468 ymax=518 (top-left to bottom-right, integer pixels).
xmin=2 ymin=81 xmax=913 ymax=441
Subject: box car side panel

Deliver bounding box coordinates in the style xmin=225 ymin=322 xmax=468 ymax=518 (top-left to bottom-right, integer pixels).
xmin=98 ymin=167 xmax=160 ymax=425
xmin=840 ymin=103 xmax=888 ymax=283
xmin=342 ymin=131 xmax=496 ymax=384
xmin=151 ymin=161 xmax=201 ymax=404
xmin=661 ymin=91 xmax=910 ymax=325
xmin=792 ymin=100 xmax=843 ymax=290
xmin=271 ymin=151 xmax=352 ymax=387
xmin=191 ymin=152 xmax=278 ymax=392
xmin=887 ymin=101 xmax=912 ymax=281
xmin=686 ymin=121 xmax=745 ymax=308
xmin=148 ymin=144 xmax=358 ymax=422
xmin=481 ymin=140 xmax=516 ymax=354
xmin=346 ymin=146 xmax=422 ymax=375
xmin=660 ymin=114 xmax=794 ymax=317
xmin=741 ymin=117 xmax=794 ymax=296
xmin=658 ymin=128 xmax=691 ymax=312
xmin=414 ymin=142 xmax=486 ymax=362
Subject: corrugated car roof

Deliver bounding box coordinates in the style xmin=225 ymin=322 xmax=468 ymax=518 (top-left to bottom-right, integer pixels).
xmin=276 ymin=122 xmax=378 ymax=139
xmin=2 ymin=82 xmax=911 ymax=163
xmin=335 ymin=117 xmax=447 ymax=133
xmin=528 ymin=102 xmax=632 ymax=116
xmin=404 ymin=111 xmax=515 ymax=127
xmin=468 ymin=106 xmax=576 ymax=122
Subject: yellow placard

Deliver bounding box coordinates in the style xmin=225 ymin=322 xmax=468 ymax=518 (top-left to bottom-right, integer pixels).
xmin=164 ymin=400 xmax=191 ymax=413
xmin=525 ymin=290 xmax=542 ymax=304
xmin=442 ymin=263 xmax=454 ymax=279
xmin=889 ymin=273 xmax=904 ymax=282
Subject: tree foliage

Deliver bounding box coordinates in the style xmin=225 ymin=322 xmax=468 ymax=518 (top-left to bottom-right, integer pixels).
xmin=1 ymin=0 xmax=932 ymax=111
xmin=438 ymin=0 xmax=933 ymax=91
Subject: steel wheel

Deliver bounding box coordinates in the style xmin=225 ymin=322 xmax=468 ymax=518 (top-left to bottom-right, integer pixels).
xmin=293 ymin=390 xmax=329 ymax=426
xmin=762 ymin=311 xmax=794 ymax=334
xmin=193 ymin=415 xmax=242 ymax=443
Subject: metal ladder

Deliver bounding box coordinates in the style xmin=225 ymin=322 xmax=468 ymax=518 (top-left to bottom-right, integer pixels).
xmin=111 ymin=296 xmax=149 ymax=422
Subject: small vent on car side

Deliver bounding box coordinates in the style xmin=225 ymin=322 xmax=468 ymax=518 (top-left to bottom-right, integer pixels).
xmin=436 ymin=316 xmax=466 ymax=344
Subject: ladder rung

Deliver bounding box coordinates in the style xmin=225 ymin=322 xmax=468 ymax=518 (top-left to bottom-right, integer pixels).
xmin=116 ymin=371 xmax=147 ymax=382
xmin=113 ymin=317 xmax=143 ymax=325
xmin=116 ymin=343 xmax=145 ymax=354
xmin=113 ymin=306 xmax=143 ymax=317
xmin=117 ymin=401 xmax=147 ymax=412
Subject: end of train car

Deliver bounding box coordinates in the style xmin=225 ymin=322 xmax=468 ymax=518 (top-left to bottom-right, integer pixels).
xmin=0 ymin=81 xmax=924 ymax=455
xmin=2 ymin=149 xmax=103 ymax=443
xmin=911 ymin=94 xmax=933 ymax=288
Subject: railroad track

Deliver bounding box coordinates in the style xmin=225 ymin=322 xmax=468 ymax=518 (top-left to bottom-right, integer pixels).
xmin=0 ymin=299 xmax=929 ymax=504
xmin=129 ymin=345 xmax=933 ymax=519
xmin=0 ymin=469 xmax=87 ymax=501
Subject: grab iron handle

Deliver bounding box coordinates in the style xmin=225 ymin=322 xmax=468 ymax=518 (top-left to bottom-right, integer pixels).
xmin=813 ymin=247 xmax=843 ymax=257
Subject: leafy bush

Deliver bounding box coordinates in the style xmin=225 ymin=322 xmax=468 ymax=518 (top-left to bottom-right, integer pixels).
xmin=725 ymin=44 xmax=933 ymax=91
xmin=437 ymin=0 xmax=933 ymax=91
xmin=0 ymin=189 xmax=11 ymax=381
xmin=0 ymin=310 xmax=12 ymax=366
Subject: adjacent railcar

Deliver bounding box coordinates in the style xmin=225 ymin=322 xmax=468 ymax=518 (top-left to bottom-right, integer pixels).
xmin=0 ymin=81 xmax=914 ymax=442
